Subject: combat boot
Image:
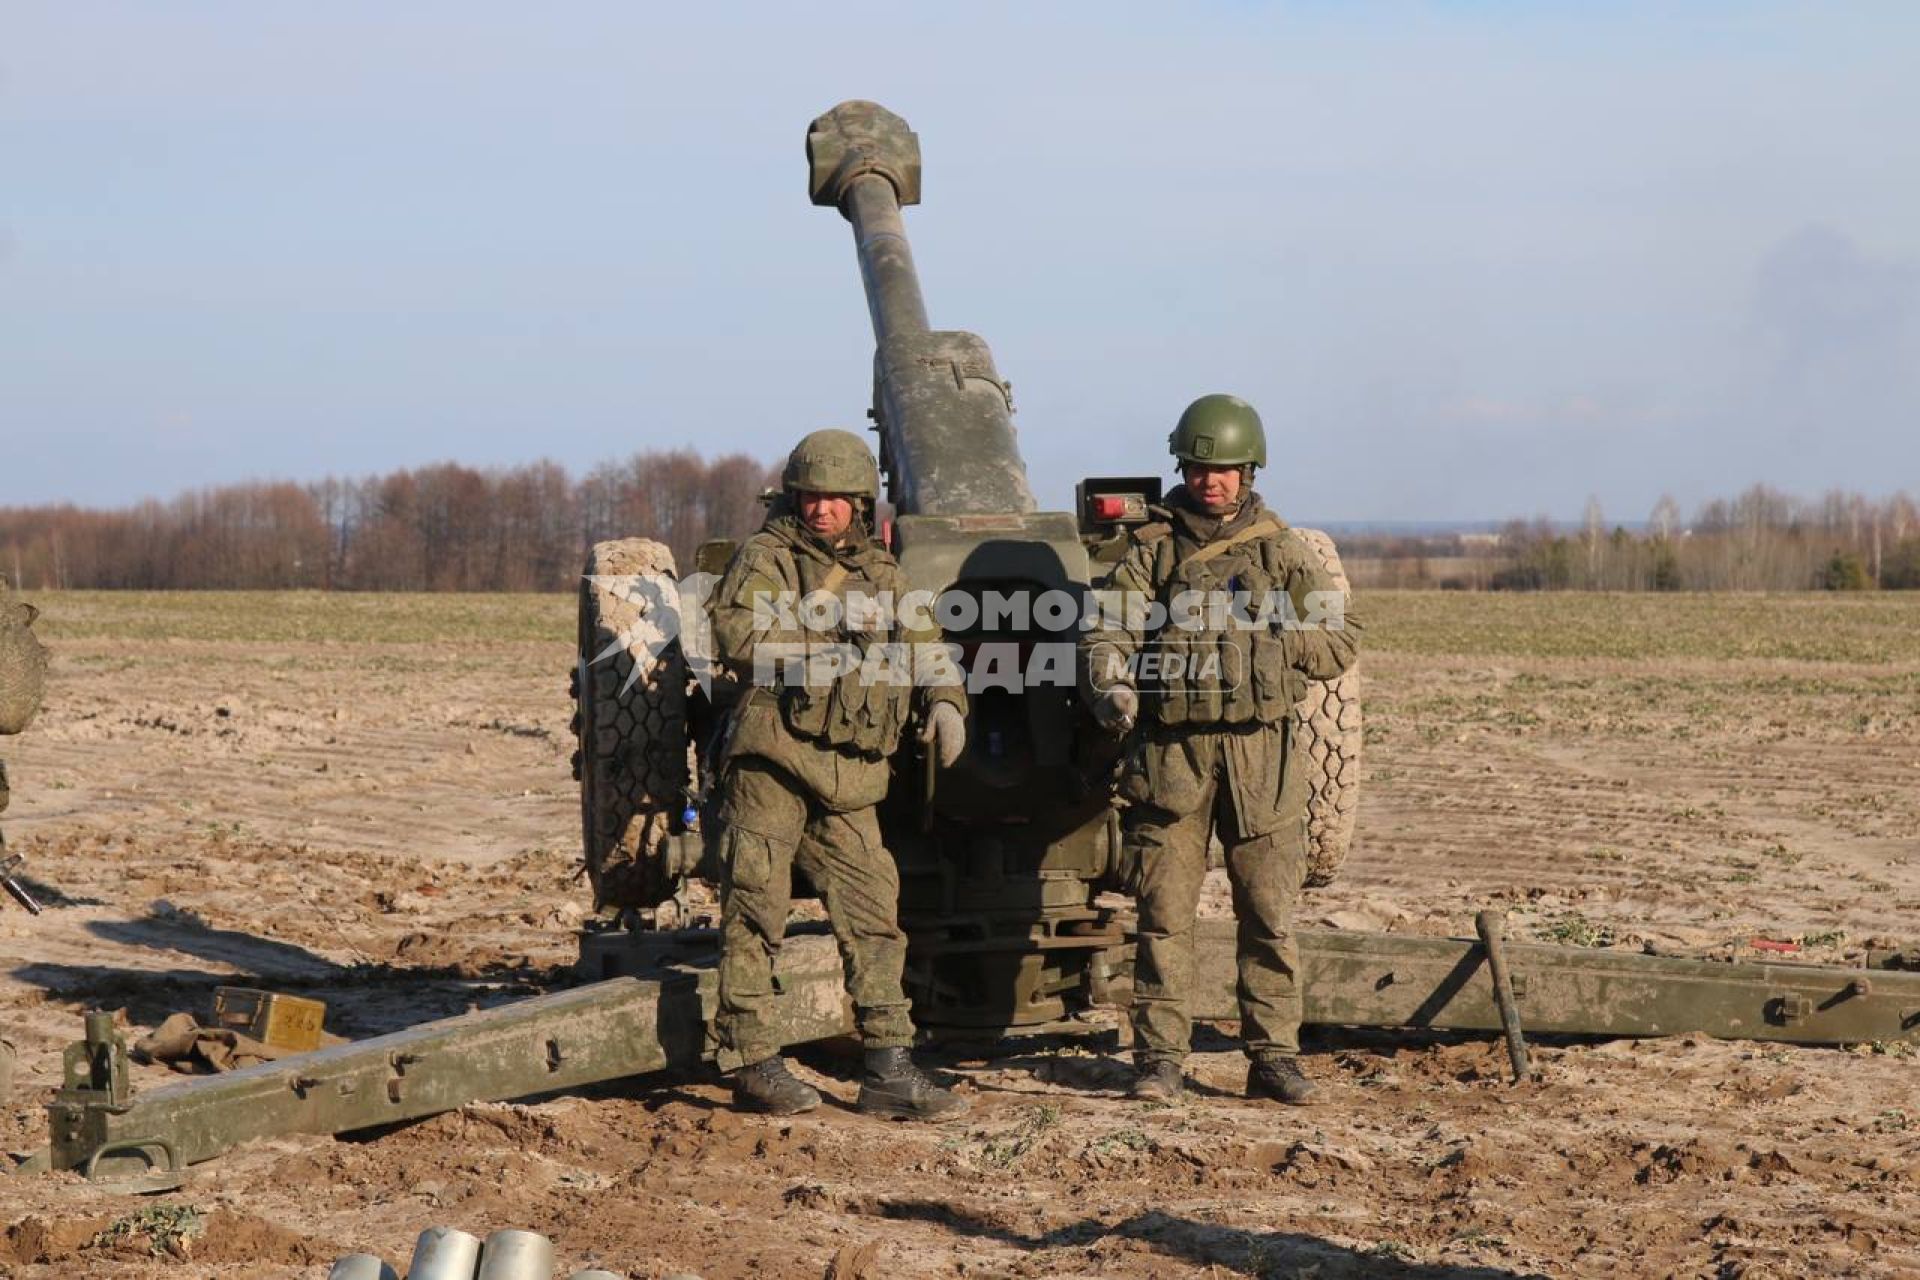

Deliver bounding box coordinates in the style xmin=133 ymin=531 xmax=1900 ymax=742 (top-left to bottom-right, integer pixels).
xmin=855 ymin=1047 xmax=969 ymax=1121
xmin=731 ymin=1056 xmax=821 ymax=1115
xmin=1128 ymin=1058 xmax=1184 ymax=1101
xmin=1247 ymin=1053 xmax=1318 ymax=1106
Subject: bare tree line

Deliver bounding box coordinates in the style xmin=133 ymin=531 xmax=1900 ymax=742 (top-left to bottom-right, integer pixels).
xmin=1348 ymin=485 xmax=1920 ymax=591
xmin=9 ymin=470 xmax=1917 ymax=593
xmin=0 ymin=452 xmax=777 ymax=592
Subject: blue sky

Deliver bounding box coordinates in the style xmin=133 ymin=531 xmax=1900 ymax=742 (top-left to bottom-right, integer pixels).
xmin=3 ymin=2 xmax=1916 ymax=522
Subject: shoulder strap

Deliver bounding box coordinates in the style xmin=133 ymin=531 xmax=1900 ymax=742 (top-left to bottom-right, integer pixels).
xmin=816 ymin=533 xmax=898 ymax=595
xmin=1178 ymin=514 xmax=1284 ymax=569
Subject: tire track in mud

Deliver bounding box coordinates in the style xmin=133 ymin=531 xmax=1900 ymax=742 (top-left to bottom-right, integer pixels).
xmin=1341 ymin=654 xmax=1920 ymax=951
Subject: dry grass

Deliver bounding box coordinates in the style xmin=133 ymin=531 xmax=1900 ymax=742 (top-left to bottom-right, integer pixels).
xmin=30 ymin=590 xmax=571 ymax=645
xmin=30 ymin=588 xmax=1920 ymax=663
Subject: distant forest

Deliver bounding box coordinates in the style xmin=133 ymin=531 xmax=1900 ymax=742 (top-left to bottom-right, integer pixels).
xmin=0 ymin=453 xmax=775 ymax=592
xmin=3 ymin=465 xmax=1917 ymax=593
xmin=1344 ymin=487 xmax=1920 ymax=592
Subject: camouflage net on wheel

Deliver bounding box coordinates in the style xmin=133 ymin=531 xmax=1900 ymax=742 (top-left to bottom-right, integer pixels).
xmin=1292 ymin=528 xmax=1361 ymax=888
xmin=571 ymin=539 xmax=690 ymax=911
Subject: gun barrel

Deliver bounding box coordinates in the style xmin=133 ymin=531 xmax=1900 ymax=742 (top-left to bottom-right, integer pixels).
xmin=845 ymin=173 xmax=929 ymax=342
xmin=808 ymin=100 xmax=1036 ymax=517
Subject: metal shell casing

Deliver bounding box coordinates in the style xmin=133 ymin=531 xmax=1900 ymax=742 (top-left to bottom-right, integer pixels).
xmin=477 ymin=1228 xmax=556 ymax=1280
xmin=407 ymin=1226 xmax=483 ymax=1280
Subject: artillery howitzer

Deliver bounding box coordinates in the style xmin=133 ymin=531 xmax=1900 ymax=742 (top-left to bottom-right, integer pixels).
xmin=17 ymin=102 xmax=1919 ymax=1189
xmin=570 ymin=100 xmax=1361 ymax=1027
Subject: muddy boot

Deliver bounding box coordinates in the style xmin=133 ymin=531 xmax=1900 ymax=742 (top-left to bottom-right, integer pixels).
xmin=1247 ymin=1053 xmax=1318 ymax=1106
xmin=856 ymin=1047 xmax=969 ymax=1121
xmin=1128 ymin=1058 xmax=1184 ymax=1101
xmin=731 ymin=1056 xmax=821 ymax=1115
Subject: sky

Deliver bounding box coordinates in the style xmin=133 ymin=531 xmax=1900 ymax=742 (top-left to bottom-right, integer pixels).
xmin=3 ymin=2 xmax=1917 ymax=524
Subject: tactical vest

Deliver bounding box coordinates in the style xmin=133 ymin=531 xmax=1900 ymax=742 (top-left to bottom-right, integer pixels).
xmin=1139 ymin=514 xmax=1306 ymax=729
xmin=775 ymin=551 xmax=913 ymax=759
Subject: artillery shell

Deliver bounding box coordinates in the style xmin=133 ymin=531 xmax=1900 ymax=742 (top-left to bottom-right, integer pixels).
xmin=408 ymin=1226 xmax=483 ymax=1280
xmin=476 ymin=1228 xmax=555 ymax=1280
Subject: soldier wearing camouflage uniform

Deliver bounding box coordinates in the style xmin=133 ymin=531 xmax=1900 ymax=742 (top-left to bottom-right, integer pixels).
xmin=708 ymin=429 xmax=969 ymax=1120
xmin=1083 ymin=395 xmax=1361 ymax=1105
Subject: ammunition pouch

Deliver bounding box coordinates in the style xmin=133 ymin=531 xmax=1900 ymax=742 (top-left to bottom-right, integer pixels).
xmin=1140 ymin=523 xmax=1302 ymax=729
xmin=774 ymin=564 xmax=912 ymax=758
xmin=779 ymin=647 xmax=911 ymax=758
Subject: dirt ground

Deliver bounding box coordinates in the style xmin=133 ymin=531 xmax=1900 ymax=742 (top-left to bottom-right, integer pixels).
xmin=1 ymin=590 xmax=1916 ymax=1279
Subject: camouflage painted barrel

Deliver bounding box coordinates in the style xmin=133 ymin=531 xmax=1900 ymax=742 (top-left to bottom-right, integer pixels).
xmin=0 ymin=593 xmax=47 ymax=736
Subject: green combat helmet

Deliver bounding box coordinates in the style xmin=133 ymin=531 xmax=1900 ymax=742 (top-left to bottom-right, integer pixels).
xmin=1168 ymin=393 xmax=1267 ymax=469
xmin=783 ymin=429 xmax=880 ymax=498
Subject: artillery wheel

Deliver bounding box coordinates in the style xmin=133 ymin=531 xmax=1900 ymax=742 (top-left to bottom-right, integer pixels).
xmin=1292 ymin=527 xmax=1361 ymax=888
xmin=571 ymin=538 xmax=690 ymax=911
xmin=0 ymin=588 xmax=48 ymax=737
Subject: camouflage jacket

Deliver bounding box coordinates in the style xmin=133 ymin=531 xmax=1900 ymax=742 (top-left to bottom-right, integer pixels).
xmin=1080 ymin=489 xmax=1360 ymax=832
xmin=1081 ymin=488 xmax=1360 ymax=731
xmin=709 ymin=512 xmax=965 ymax=812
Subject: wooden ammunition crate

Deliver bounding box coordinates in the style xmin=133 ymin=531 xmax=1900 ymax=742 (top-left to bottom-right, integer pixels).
xmin=211 ymin=987 xmax=327 ymax=1052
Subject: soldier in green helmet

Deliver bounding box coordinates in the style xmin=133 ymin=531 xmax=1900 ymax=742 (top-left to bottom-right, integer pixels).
xmin=707 ymin=428 xmax=971 ymax=1120
xmin=1082 ymin=394 xmax=1362 ymax=1104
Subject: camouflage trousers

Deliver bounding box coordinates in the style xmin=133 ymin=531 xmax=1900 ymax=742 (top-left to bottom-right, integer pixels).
xmin=1126 ymin=722 xmax=1308 ymax=1063
xmin=712 ymin=759 xmax=915 ymax=1071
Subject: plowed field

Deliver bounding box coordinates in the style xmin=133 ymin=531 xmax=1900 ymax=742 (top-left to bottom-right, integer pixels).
xmin=2 ymin=590 xmax=1916 ymax=1279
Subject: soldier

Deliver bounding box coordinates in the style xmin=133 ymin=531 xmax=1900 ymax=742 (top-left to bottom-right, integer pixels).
xmin=707 ymin=429 xmax=970 ymax=1120
xmin=1082 ymin=395 xmax=1361 ymax=1105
